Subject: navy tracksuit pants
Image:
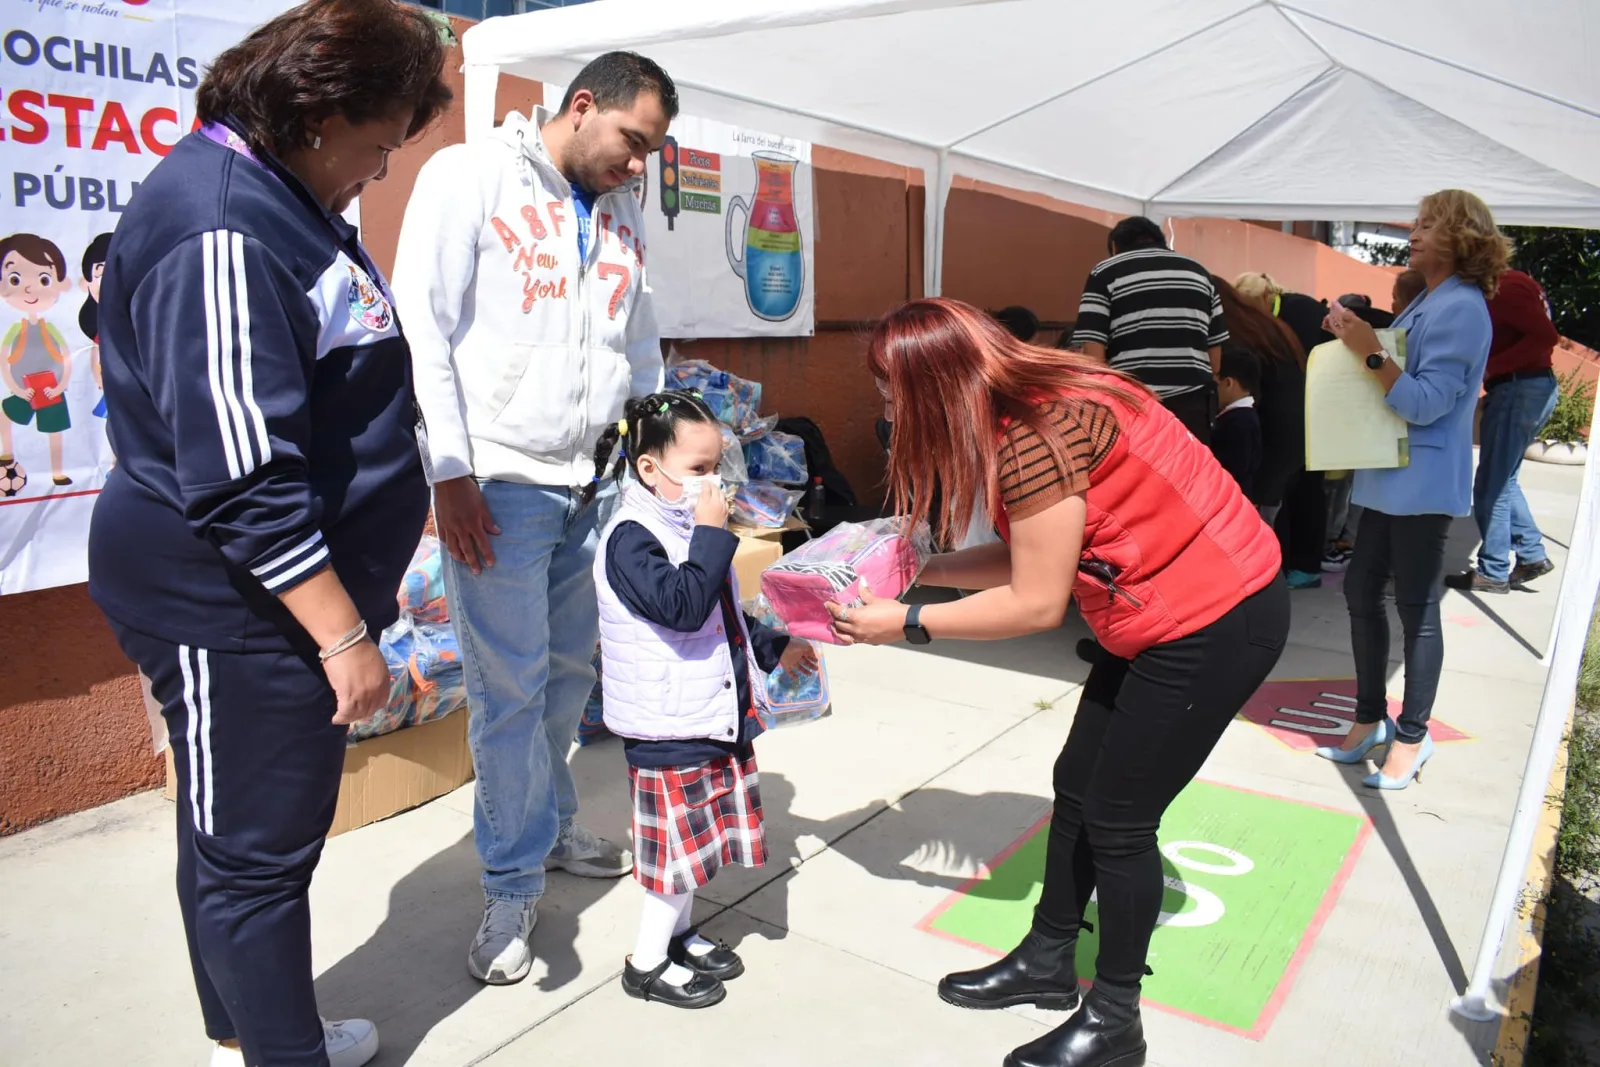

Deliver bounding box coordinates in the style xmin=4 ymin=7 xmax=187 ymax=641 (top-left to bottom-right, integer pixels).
xmin=117 ymin=625 xmax=346 ymax=1066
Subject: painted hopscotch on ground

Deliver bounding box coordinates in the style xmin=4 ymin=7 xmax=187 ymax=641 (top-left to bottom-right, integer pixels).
xmin=1238 ymin=677 xmax=1471 ymax=751
xmin=919 ymin=780 xmax=1370 ymax=1037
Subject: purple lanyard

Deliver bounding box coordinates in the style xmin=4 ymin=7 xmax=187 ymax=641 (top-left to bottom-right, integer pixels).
xmin=199 ymin=122 xmax=392 ymax=301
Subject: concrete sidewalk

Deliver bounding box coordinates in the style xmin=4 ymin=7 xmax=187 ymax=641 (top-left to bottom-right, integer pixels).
xmin=0 ymin=458 xmax=1582 ymax=1067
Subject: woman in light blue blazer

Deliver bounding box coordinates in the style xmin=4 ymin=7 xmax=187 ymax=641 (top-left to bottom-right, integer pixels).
xmin=1314 ymin=189 xmax=1510 ymax=790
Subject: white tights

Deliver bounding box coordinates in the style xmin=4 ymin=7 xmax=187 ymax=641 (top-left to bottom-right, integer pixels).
xmin=631 ymin=888 xmax=716 ymax=986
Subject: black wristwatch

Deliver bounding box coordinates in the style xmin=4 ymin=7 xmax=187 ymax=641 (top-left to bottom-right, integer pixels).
xmin=1365 ymin=351 xmax=1388 ymax=370
xmin=903 ymin=603 xmax=932 ymax=645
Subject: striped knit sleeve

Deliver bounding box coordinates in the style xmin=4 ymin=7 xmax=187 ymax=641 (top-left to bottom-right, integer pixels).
xmin=998 ymin=401 xmax=1118 ymax=521
xmin=1072 ymin=268 xmax=1112 ymax=347
xmin=131 ymin=230 xmax=328 ymax=595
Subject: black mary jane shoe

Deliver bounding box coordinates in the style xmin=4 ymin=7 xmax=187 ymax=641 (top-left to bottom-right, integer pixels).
xmin=938 ymin=929 xmax=1082 ymax=1012
xmin=669 ymin=927 xmax=745 ymax=981
xmin=1003 ymin=989 xmax=1146 ymax=1067
xmin=620 ymin=957 xmax=726 ymax=1009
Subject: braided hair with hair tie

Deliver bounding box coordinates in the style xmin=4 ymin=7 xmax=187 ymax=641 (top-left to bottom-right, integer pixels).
xmin=581 ymin=389 xmax=719 ymax=507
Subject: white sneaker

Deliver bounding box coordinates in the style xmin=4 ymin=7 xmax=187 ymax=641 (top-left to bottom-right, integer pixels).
xmin=206 ymin=1019 xmax=377 ymax=1067
xmin=322 ymin=1017 xmax=380 ymax=1067
xmin=468 ymin=897 xmax=537 ymax=984
xmin=543 ymin=821 xmax=634 ymax=879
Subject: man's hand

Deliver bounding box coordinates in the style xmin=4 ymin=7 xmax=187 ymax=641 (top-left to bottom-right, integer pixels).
xmin=434 ymin=476 xmax=500 ymax=574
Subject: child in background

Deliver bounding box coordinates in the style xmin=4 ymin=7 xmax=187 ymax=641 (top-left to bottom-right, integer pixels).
xmin=589 ymin=389 xmax=818 ymax=1009
xmin=1210 ymin=346 xmax=1263 ymax=499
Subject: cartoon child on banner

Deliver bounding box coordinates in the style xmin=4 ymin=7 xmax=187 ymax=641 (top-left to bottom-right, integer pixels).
xmin=80 ymin=234 xmax=112 ymax=422
xmin=0 ymin=233 xmax=74 ymax=487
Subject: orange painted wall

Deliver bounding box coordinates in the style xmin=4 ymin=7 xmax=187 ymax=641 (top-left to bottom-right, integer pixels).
xmin=1172 ymin=218 xmax=1404 ymax=308
xmin=0 ymin=584 xmax=155 ymax=834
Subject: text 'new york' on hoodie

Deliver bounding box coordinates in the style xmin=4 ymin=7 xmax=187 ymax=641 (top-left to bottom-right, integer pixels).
xmin=392 ymin=108 xmax=665 ymax=490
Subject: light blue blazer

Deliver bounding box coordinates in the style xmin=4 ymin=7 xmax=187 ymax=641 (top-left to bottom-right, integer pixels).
xmin=1353 ymin=274 xmax=1491 ymax=518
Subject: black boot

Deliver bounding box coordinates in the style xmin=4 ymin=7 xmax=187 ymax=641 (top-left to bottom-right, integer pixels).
xmin=1003 ymin=983 xmax=1145 ymax=1067
xmin=938 ymin=928 xmax=1081 ymax=1011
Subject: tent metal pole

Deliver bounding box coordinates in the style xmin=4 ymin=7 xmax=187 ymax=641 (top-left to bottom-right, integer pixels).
xmin=924 ymin=149 xmax=951 ymax=297
xmin=1451 ymin=397 xmax=1600 ymax=1022
xmin=464 ymin=64 xmax=502 ymax=142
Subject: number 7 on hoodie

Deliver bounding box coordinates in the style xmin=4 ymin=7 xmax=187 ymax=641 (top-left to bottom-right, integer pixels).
xmin=596 ymin=263 xmax=631 ymax=320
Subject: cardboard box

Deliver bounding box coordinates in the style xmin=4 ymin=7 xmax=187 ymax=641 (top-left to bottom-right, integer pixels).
xmin=730 ymin=514 xmax=809 ymax=542
xmin=733 ymin=534 xmax=783 ymax=593
xmin=164 ymin=710 xmax=474 ymax=839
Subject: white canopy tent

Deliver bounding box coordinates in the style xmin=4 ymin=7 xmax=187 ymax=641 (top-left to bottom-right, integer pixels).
xmin=462 ymin=0 xmax=1600 ymax=1026
xmin=462 ymin=0 xmax=1600 ymax=297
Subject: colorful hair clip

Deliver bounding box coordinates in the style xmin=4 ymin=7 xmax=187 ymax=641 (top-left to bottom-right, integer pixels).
xmin=617 ymin=418 xmax=628 ymax=435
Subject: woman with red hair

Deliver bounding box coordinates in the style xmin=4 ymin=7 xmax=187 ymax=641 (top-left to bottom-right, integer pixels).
xmin=831 ymin=298 xmax=1288 ymax=1067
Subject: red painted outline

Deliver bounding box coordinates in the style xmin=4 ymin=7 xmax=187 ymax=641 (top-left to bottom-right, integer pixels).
xmin=915 ymin=779 xmax=1373 ymax=1041
xmin=0 ymin=487 xmax=102 ymax=507
xmin=1237 ymin=675 xmax=1476 ymax=752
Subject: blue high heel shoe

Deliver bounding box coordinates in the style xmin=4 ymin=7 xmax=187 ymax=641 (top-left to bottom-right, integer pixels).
xmin=1362 ymin=734 xmax=1435 ymax=790
xmin=1314 ymin=718 xmax=1394 ymax=764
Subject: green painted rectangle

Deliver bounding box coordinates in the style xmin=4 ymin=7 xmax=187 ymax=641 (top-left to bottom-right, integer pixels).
xmin=926 ymin=780 xmax=1366 ymax=1034
xmin=681 ymin=192 xmax=722 ymax=214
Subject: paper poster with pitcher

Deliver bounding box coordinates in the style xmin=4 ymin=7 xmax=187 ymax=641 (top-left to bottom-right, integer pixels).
xmin=634 ymin=111 xmax=816 ymax=338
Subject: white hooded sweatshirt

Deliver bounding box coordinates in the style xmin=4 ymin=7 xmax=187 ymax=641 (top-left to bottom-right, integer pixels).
xmin=392 ymin=109 xmax=664 ymax=488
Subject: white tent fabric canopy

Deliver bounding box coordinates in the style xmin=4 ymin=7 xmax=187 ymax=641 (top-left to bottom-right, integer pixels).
xmin=462 ymin=0 xmax=1600 ymax=295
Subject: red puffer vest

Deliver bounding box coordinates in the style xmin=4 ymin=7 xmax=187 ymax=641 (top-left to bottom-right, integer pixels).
xmin=995 ymin=387 xmax=1281 ymax=658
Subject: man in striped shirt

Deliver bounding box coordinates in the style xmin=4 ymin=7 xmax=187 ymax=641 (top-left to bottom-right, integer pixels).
xmin=1072 ymin=217 xmax=1228 ymax=444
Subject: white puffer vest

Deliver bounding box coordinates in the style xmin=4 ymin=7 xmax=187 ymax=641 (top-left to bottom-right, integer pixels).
xmin=594 ymin=485 xmax=758 ymax=743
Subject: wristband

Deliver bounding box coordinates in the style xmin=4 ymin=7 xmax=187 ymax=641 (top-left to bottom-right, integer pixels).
xmin=319 ymin=620 xmax=370 ymax=661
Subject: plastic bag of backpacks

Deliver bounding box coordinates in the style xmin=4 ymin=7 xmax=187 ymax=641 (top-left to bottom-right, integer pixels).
xmin=350 ymin=614 xmax=468 ymax=741
xmin=577 ymin=643 xmax=612 ymax=746
xmin=743 ymin=430 xmax=809 ymax=486
xmin=395 ymin=535 xmax=449 ymax=624
xmin=731 ymin=480 xmax=803 ymax=528
xmin=749 ymin=601 xmax=831 ymax=730
xmin=719 ymin=424 xmax=750 ymax=486
xmin=666 ymin=357 xmax=762 ymax=432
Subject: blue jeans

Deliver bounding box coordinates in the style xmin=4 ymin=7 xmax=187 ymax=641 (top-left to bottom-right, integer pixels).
xmin=443 ymin=481 xmax=606 ymax=903
xmin=1473 ymin=375 xmax=1558 ymax=582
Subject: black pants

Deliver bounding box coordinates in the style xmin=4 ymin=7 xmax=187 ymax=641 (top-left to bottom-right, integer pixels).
xmin=1032 ymin=577 xmax=1289 ymax=988
xmin=1277 ymin=468 xmax=1327 ymax=574
xmin=115 ymin=625 xmax=346 ymax=1067
xmin=1344 ymin=509 xmax=1452 ymax=745
xmin=1161 ymin=387 xmax=1214 ymax=446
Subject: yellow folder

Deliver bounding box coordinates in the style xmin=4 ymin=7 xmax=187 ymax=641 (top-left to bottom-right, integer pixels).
xmin=1304 ymin=330 xmax=1410 ymax=471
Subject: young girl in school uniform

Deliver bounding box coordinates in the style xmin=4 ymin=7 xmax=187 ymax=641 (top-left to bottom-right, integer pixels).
xmin=588 ymin=389 xmax=818 ymax=1009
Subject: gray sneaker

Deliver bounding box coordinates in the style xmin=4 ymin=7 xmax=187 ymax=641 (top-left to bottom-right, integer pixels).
xmin=544 ymin=821 xmax=634 ymax=878
xmin=467 ymin=898 xmax=536 ymax=985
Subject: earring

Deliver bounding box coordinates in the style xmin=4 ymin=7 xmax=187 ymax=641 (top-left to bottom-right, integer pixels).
xmin=312 ymin=135 xmax=322 ymax=150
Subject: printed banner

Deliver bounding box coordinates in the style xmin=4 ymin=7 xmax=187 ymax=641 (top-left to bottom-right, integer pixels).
xmin=0 ymin=0 xmax=295 ymax=594
xmin=639 ymin=113 xmax=815 ymax=339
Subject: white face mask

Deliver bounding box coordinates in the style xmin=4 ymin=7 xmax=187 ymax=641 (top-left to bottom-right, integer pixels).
xmin=653 ymin=465 xmax=722 ymax=504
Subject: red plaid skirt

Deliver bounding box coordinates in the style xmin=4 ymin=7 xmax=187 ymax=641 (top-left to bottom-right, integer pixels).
xmin=629 ymin=751 xmax=766 ymax=895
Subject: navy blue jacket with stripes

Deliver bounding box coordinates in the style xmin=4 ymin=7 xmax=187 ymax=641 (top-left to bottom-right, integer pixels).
xmin=88 ymin=129 xmax=429 ymax=652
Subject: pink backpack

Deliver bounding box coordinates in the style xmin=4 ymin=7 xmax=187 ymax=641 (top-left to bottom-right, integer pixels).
xmin=759 ymin=521 xmax=926 ymax=644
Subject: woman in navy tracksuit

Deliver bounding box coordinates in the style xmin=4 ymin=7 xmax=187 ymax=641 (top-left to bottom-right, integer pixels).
xmin=86 ymin=3 xmax=450 ymax=1064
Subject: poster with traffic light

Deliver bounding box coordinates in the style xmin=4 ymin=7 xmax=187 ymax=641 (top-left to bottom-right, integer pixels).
xmin=642 ymin=114 xmax=815 ymax=338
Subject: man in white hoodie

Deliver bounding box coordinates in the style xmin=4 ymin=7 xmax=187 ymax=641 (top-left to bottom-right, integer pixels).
xmin=393 ymin=52 xmax=675 ymax=986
